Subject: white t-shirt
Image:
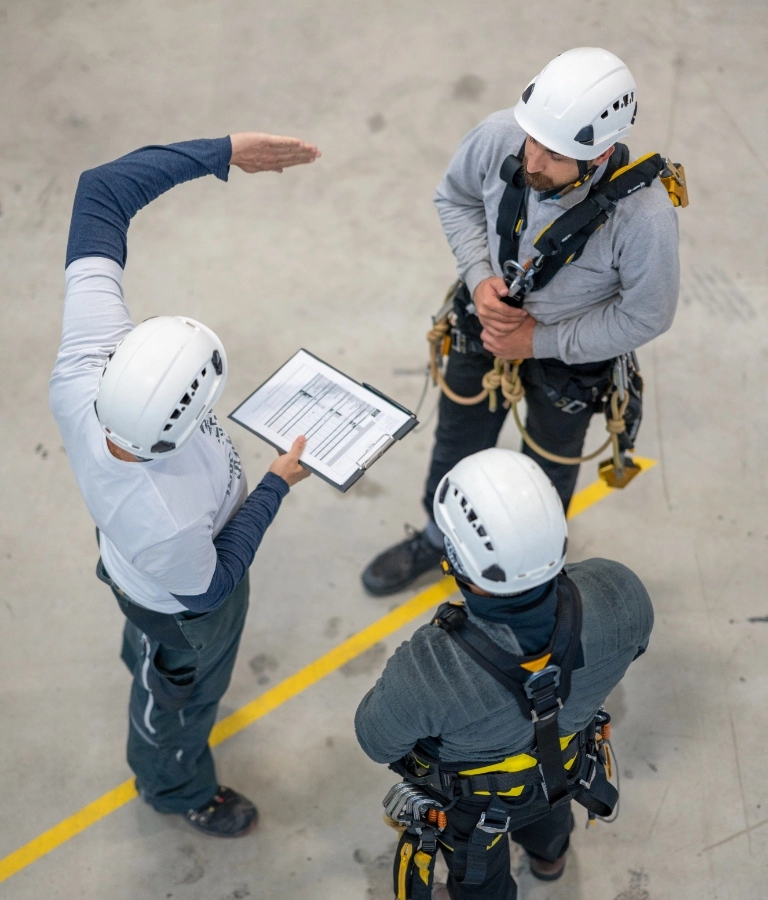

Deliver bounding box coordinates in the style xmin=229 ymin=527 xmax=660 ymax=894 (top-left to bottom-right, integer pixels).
xmin=50 ymin=257 xmax=247 ymax=613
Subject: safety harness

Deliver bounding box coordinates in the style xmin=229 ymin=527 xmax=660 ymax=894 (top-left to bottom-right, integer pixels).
xmin=425 ymin=144 xmax=687 ymax=486
xmin=435 ymin=572 xmax=583 ymax=807
xmin=386 ymin=573 xmax=618 ymax=896
xmin=495 ymin=142 xmax=677 ymax=298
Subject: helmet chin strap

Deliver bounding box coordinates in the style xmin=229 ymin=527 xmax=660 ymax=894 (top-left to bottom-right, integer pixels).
xmin=552 ymin=159 xmax=598 ymax=198
xmin=542 ymin=160 xmax=598 ymax=200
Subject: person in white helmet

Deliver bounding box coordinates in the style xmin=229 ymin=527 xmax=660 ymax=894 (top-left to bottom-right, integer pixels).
xmin=50 ymin=132 xmax=319 ymax=836
xmin=355 ymin=449 xmax=653 ymax=900
xmin=362 ymin=47 xmax=681 ymax=596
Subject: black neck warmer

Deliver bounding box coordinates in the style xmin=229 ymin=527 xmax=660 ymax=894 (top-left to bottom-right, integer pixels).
xmin=460 ymin=577 xmax=559 ymax=655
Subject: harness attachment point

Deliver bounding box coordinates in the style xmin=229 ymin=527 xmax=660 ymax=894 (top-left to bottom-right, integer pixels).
xmin=476 ymin=810 xmax=512 ymax=834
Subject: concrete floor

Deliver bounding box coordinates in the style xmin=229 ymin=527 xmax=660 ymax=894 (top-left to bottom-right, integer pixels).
xmin=1 ymin=0 xmax=767 ymax=897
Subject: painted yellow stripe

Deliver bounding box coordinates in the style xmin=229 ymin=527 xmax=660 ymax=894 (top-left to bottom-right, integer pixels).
xmin=0 ymin=460 xmax=656 ymax=884
xmin=0 ymin=579 xmax=456 ymax=884
xmin=0 ymin=779 xmax=138 ymax=883
xmin=209 ymin=576 xmax=458 ymax=746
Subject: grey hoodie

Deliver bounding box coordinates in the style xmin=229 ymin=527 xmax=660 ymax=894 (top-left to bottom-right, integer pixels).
xmin=355 ymin=558 xmax=653 ymax=765
xmin=434 ymin=110 xmax=680 ymax=364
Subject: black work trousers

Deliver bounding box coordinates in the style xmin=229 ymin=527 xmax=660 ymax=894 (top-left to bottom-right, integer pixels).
xmin=423 ymin=348 xmax=599 ymax=515
xmin=438 ymin=791 xmax=574 ymax=900
xmin=98 ymin=558 xmax=249 ymax=813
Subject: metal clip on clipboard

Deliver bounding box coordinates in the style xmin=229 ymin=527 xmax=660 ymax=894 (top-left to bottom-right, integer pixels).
xmin=356 ymin=434 xmax=396 ymax=471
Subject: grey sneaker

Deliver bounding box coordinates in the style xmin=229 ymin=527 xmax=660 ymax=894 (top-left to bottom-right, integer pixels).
xmin=361 ymin=525 xmax=444 ymax=596
xmin=184 ymin=786 xmax=258 ymax=837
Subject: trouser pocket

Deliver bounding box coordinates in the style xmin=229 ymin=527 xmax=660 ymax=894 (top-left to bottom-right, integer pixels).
xmin=144 ymin=640 xmax=198 ymax=712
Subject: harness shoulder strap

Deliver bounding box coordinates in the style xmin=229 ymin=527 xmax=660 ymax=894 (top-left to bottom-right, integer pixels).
xmin=533 ymin=150 xmax=664 ymax=262
xmin=495 ymin=140 xmax=527 ymax=271
xmin=494 ymin=140 xmax=673 ymax=298
xmin=433 ymin=574 xmax=584 ymax=806
xmin=526 ymin=145 xmax=625 ymax=289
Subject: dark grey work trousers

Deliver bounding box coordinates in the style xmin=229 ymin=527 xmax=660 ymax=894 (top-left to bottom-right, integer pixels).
xmin=99 ymin=561 xmax=249 ymax=813
xmin=438 ymin=792 xmax=574 ymax=900
xmin=423 ymin=348 xmax=598 ymax=515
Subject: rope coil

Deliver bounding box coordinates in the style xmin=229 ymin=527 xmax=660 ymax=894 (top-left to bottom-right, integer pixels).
xmin=427 ymin=318 xmax=629 ymax=467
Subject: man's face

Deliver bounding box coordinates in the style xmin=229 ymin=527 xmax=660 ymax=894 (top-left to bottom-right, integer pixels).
xmin=522 ymin=135 xmax=581 ymax=192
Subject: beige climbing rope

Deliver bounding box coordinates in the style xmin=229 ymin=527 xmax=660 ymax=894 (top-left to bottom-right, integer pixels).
xmin=427 ymin=317 xmax=629 ymax=467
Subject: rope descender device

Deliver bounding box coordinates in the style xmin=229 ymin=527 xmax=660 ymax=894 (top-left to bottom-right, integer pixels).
xmin=501 ymin=258 xmax=538 ymax=308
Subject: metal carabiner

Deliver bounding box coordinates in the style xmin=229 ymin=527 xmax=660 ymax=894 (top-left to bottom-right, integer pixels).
xmin=502 ymin=259 xmax=536 ymax=308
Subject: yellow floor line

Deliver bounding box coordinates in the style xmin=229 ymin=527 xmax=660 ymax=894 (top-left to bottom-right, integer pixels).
xmin=0 ymin=459 xmax=656 ymax=884
xmin=209 ymin=577 xmax=458 ymax=746
xmin=0 ymin=580 xmax=455 ymax=884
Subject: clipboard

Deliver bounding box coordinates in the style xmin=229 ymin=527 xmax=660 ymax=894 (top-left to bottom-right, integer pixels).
xmin=228 ymin=349 xmax=418 ymax=492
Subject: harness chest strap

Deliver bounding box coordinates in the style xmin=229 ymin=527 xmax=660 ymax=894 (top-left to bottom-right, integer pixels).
xmin=495 ymin=142 xmax=680 ymax=293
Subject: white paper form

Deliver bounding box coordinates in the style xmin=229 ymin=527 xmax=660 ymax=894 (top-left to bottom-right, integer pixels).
xmin=229 ymin=350 xmax=416 ymax=490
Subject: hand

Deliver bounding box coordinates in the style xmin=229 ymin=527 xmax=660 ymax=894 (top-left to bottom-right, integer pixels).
xmin=473 ymin=277 xmax=529 ymax=338
xmin=229 ymin=132 xmax=321 ymax=173
xmin=481 ymin=315 xmax=537 ymax=359
xmin=269 ymin=436 xmax=312 ymax=487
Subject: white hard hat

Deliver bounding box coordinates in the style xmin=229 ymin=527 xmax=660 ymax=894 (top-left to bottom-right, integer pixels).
xmin=433 ymin=449 xmax=567 ymax=594
xmin=514 ymin=47 xmax=637 ymax=160
xmin=95 ymin=316 xmax=227 ymax=459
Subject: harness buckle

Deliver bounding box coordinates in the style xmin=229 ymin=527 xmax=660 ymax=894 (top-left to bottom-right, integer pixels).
xmin=434 ymin=602 xmax=467 ymax=632
xmin=523 ymin=665 xmax=561 ymax=699
xmin=524 ymin=665 xmax=563 ymax=722
xmin=451 ymin=327 xmax=467 ymax=354
xmin=476 ymin=810 xmax=511 ymax=834
xmin=592 ymin=193 xmax=615 ymax=212
xmin=579 ymin=752 xmax=598 ymax=790
xmin=555 ymin=397 xmax=589 ymax=414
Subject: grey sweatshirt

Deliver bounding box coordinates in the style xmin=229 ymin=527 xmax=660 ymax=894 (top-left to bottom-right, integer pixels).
xmin=355 ymin=558 xmax=653 ymax=765
xmin=434 ymin=109 xmax=680 ymax=364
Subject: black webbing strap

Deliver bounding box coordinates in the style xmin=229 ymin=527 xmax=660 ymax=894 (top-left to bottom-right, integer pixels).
xmin=458 ymin=794 xmax=514 ymax=886
xmin=454 ymin=737 xmax=582 ymax=797
xmin=533 ymin=150 xmax=664 ymax=260
xmin=496 ymin=140 xmax=527 ymax=271
xmin=494 ymin=143 xmax=665 ymax=293
xmin=434 ymin=573 xmax=583 ymax=808
xmin=529 ymin=143 xmax=632 ymax=290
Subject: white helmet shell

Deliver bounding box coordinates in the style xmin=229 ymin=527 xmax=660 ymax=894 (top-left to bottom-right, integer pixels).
xmin=95 ymin=316 xmax=227 ymax=459
xmin=514 ymin=47 xmax=637 ymax=160
xmin=433 ymin=449 xmax=567 ymax=594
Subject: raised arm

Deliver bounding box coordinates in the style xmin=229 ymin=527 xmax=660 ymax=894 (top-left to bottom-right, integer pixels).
xmin=54 ymin=133 xmax=320 ymax=382
xmin=66 ymin=133 xmax=320 ymax=268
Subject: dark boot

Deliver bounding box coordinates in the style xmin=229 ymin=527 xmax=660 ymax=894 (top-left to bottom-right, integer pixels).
xmin=361 ymin=526 xmax=443 ymax=596
xmin=183 ymin=786 xmax=258 ymax=837
xmin=529 ymin=853 xmax=566 ymax=881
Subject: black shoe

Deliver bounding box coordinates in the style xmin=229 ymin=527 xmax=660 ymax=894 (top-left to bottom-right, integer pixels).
xmin=183 ymin=786 xmax=258 ymax=837
xmin=529 ymin=854 xmax=566 ymax=881
xmin=361 ymin=525 xmax=444 ymax=596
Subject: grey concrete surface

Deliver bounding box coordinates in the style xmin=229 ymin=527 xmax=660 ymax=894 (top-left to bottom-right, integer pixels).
xmin=1 ymin=0 xmax=767 ymax=897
